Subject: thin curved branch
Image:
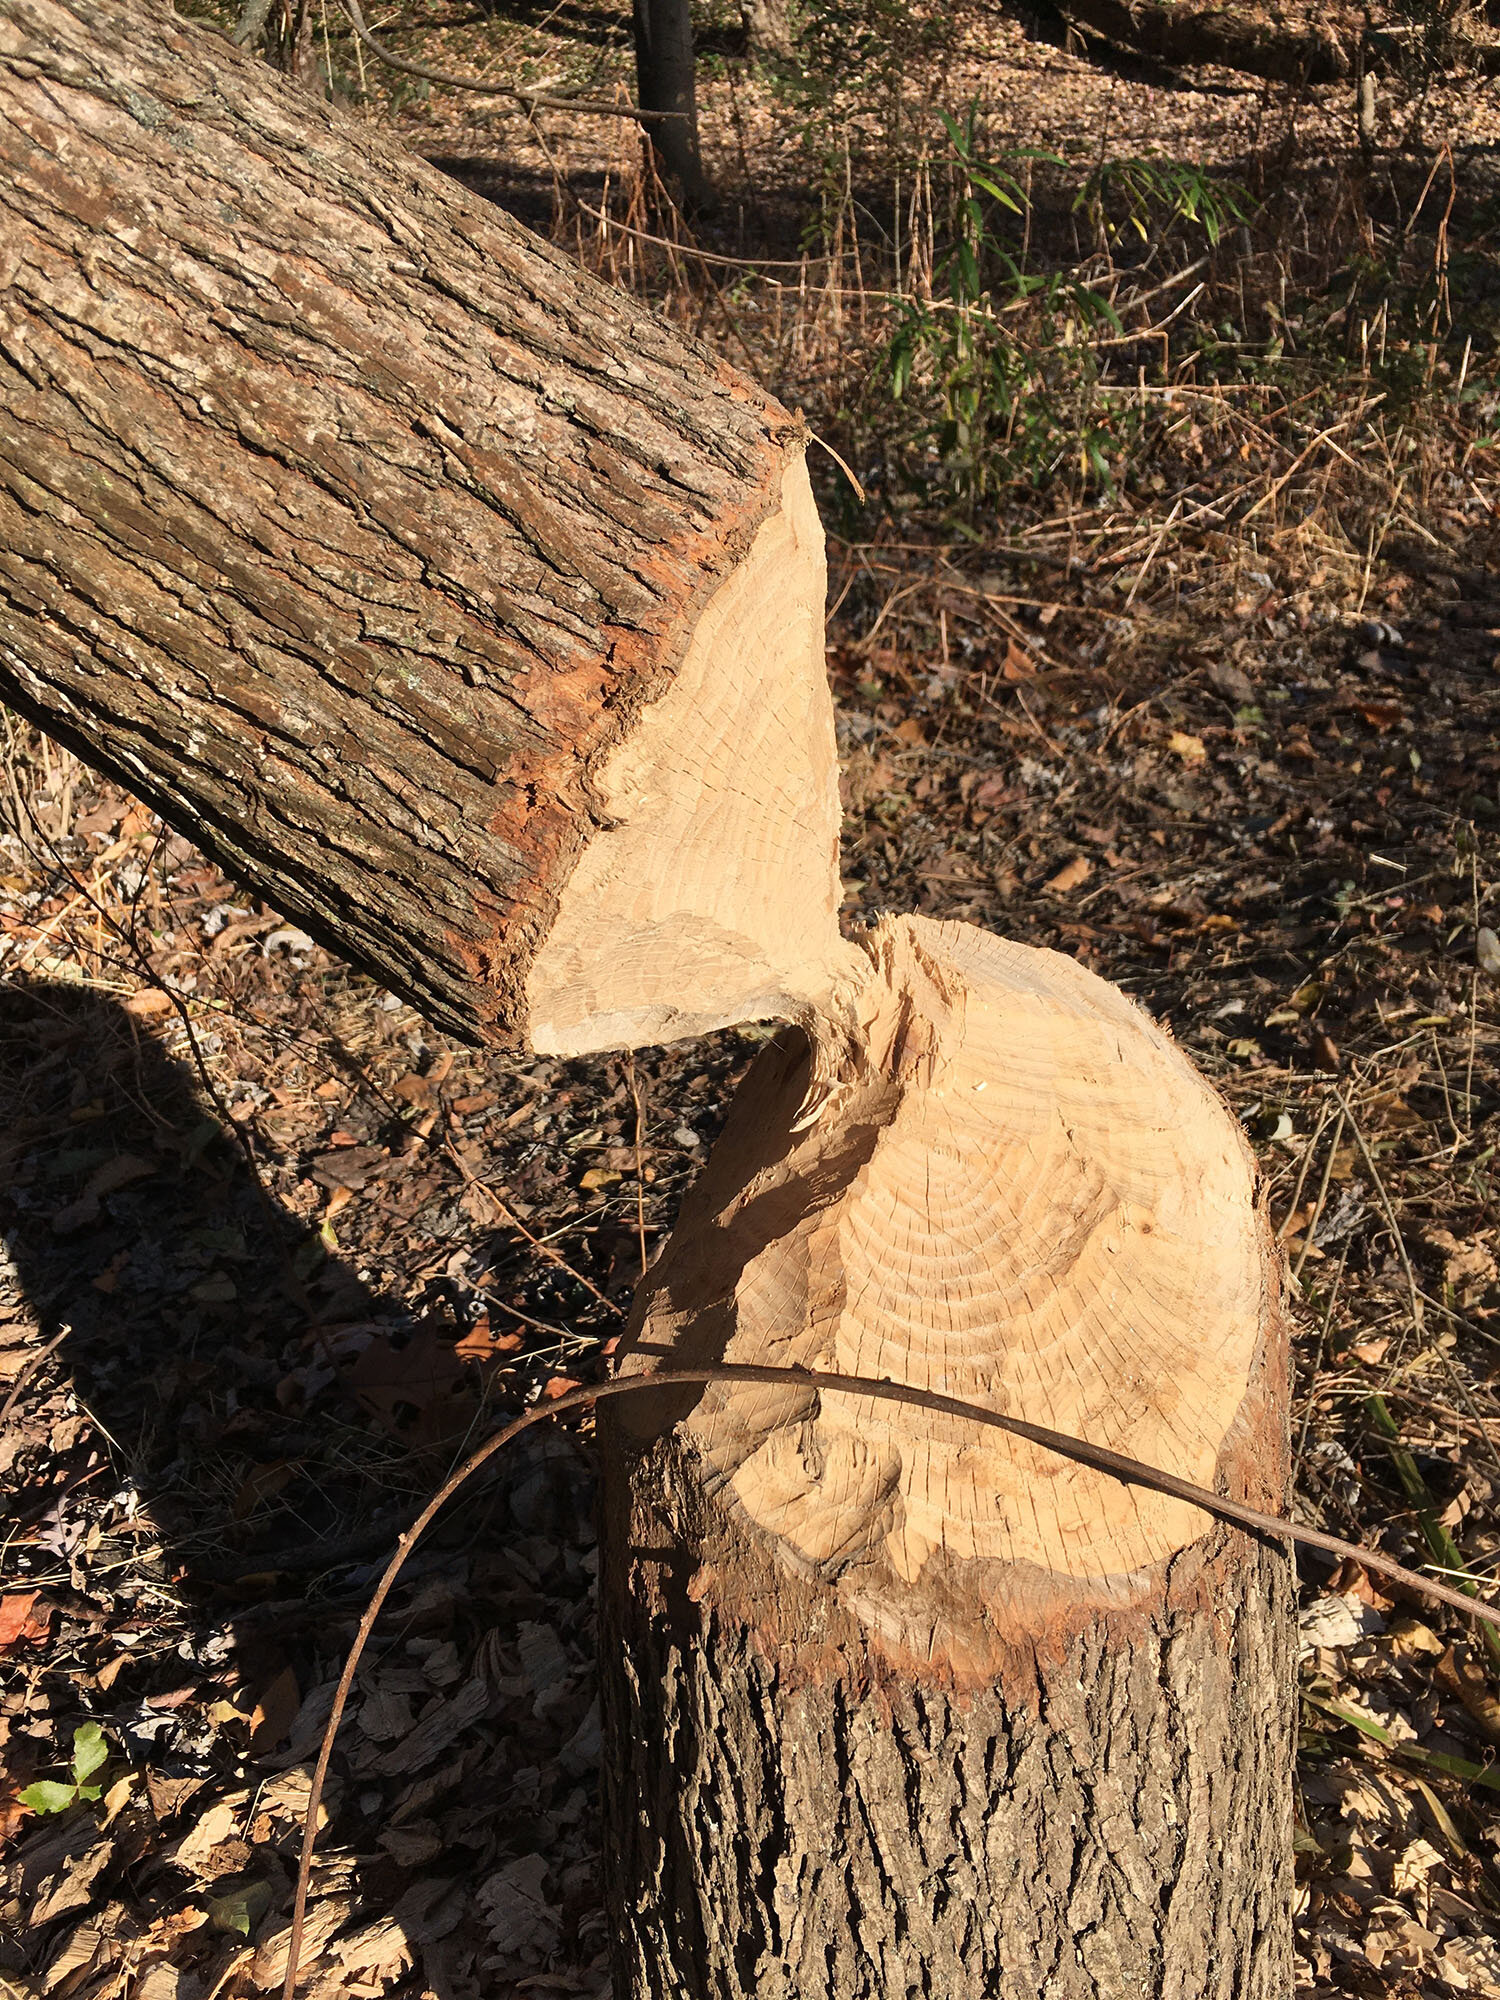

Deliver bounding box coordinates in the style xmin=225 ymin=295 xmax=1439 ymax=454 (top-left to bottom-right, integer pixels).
xmin=283 ymin=1356 xmax=1500 ymax=1997
xmin=335 ymin=0 xmax=686 ymax=119
xmin=576 ymin=195 xmax=831 ymax=269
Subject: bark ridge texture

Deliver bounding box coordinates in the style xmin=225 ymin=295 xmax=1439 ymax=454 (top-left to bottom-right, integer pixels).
xmin=601 ymin=918 xmax=1296 ymax=1996
xmin=0 ymin=0 xmax=797 ymax=1041
xmin=602 ymin=1486 xmax=1293 ymax=2000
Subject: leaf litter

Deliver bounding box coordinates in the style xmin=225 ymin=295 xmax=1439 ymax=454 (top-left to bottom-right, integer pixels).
xmin=5 ymin=17 xmax=1500 ymax=1998
xmin=11 ymin=519 xmax=1500 ymax=1994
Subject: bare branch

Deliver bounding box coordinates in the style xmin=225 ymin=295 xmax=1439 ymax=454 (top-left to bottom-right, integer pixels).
xmin=335 ymin=0 xmax=685 ymax=120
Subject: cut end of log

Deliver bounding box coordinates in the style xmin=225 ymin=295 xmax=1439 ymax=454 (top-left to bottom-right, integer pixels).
xmin=617 ymin=912 xmax=1278 ymax=1671
xmin=525 ymin=456 xmax=864 ymax=1056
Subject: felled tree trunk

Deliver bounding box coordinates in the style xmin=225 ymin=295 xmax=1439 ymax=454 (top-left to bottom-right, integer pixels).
xmin=600 ymin=919 xmax=1293 ymax=1998
xmin=0 ymin=0 xmax=840 ymax=1053
xmin=1054 ymin=0 xmax=1350 ymax=82
xmin=0 ymin=5 xmax=1294 ymax=1994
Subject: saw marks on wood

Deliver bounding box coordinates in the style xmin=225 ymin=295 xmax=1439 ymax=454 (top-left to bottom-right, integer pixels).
xmin=527 ymin=457 xmax=864 ymax=1054
xmin=627 ymin=913 xmax=1266 ymax=1635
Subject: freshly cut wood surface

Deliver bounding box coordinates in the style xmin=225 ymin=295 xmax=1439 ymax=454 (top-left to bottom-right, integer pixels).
xmin=526 ymin=456 xmax=863 ymax=1054
xmin=0 ymin=0 xmax=840 ymax=1051
xmin=620 ymin=912 xmax=1277 ymax=1668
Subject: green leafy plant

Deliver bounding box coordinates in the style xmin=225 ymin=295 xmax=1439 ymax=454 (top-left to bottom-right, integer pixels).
xmin=20 ymin=1721 xmax=109 ymax=1815
xmin=1079 ymin=157 xmax=1250 ymax=249
xmin=887 ymin=108 xmax=1125 ymax=502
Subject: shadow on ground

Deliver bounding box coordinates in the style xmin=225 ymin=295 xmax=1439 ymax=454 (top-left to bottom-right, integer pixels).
xmin=0 ymin=980 xmax=607 ymax=1999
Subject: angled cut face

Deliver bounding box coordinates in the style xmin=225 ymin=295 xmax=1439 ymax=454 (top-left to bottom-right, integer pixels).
xmin=626 ymin=913 xmax=1268 ymax=1631
xmin=525 ymin=457 xmax=864 ymax=1055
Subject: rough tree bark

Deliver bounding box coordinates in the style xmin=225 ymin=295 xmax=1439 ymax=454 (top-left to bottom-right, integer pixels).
xmin=0 ymin=0 xmax=838 ymax=1052
xmin=0 ymin=4 xmax=1294 ymax=1994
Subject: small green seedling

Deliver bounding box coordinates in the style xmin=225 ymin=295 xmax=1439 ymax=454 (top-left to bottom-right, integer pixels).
xmin=19 ymin=1721 xmax=109 ymax=1815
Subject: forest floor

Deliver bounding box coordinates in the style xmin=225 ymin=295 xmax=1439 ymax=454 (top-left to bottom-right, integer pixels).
xmin=7 ymin=4 xmax=1500 ymax=1997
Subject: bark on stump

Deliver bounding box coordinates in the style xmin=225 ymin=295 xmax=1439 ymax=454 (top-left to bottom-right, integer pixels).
xmin=0 ymin=8 xmax=1296 ymax=1994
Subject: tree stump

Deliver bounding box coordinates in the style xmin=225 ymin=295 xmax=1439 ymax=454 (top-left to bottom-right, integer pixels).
xmin=0 ymin=8 xmax=1295 ymax=1991
xmin=601 ymin=917 xmax=1293 ymax=1998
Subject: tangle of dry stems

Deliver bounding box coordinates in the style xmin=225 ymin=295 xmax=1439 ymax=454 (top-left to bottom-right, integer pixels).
xmin=334 ymin=0 xmax=687 ymax=120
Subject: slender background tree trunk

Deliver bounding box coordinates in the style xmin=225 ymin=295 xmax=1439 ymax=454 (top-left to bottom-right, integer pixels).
xmin=741 ymin=0 xmax=797 ymax=58
xmin=634 ymin=0 xmax=712 ymax=209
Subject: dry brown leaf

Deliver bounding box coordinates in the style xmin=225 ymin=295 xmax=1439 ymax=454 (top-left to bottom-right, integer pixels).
xmin=1327 ymin=1558 xmax=1393 ymax=1612
xmin=229 ymin=1461 xmax=299 ymax=1523
xmin=374 ymin=1675 xmax=489 ymax=1777
xmin=476 ymin=1853 xmax=559 ymax=1961
xmin=100 ymin=1774 xmax=135 ymax=1827
xmin=1391 ymin=1838 xmax=1446 ymax=1895
xmin=310 ymin=1143 xmax=388 ymax=1191
xmin=1435 ymin=1645 xmax=1500 ymax=1745
xmin=248 ymin=1664 xmax=301 ymax=1754
xmin=32 ymin=1829 xmax=113 ymax=1925
xmin=0 ymin=1590 xmax=51 ymax=1652
xmin=377 ymin=1825 xmax=444 ymax=1867
xmin=1355 ymin=701 xmax=1406 ymax=731
xmin=50 ymin=1152 xmax=155 ymax=1230
xmin=122 ymin=987 xmax=173 ymax=1019
xmin=1386 ymin=1616 xmax=1444 ymax=1661
xmin=357 ymin=1687 xmax=415 ymax=1744
xmin=1425 ymin=1228 xmax=1497 ymax=1300
xmin=1044 ymin=856 xmax=1092 ymax=895
xmin=144 ymin=1770 xmax=208 ymax=1823
xmin=343 ymin=1326 xmax=474 ymax=1447
xmin=969 ymin=774 xmax=1016 ymax=812
xmin=167 ymin=1797 xmax=245 ymax=1875
xmin=453 ymin=1318 xmax=523 ymax=1362
xmin=84 ymin=1153 xmax=155 ymax=1199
